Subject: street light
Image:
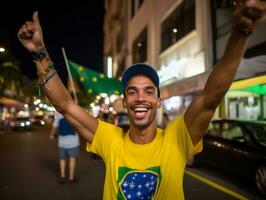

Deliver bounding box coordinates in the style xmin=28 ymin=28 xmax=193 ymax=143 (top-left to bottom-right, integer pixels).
xmin=0 ymin=47 xmax=5 ymax=52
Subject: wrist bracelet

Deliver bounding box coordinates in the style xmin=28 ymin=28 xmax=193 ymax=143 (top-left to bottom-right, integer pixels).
xmin=31 ymin=47 xmax=49 ymax=61
xmin=37 ymin=62 xmax=55 ymax=78
xmin=36 ymin=70 xmax=57 ymax=97
xmin=233 ymin=25 xmax=253 ymax=36
xmin=42 ymin=70 xmax=57 ymax=85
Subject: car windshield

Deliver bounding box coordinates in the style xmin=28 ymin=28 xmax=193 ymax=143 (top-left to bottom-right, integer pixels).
xmin=246 ymin=123 xmax=266 ymax=147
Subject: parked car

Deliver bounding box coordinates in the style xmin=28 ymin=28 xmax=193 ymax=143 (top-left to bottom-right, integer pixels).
xmin=187 ymin=119 xmax=266 ymax=196
xmin=12 ymin=116 xmax=32 ymax=130
xmin=117 ymin=113 xmax=129 ymax=132
xmin=31 ymin=115 xmax=46 ymax=126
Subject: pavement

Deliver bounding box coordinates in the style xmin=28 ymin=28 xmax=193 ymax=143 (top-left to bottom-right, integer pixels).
xmin=0 ymin=124 xmax=258 ymax=200
xmin=0 ymin=125 xmax=105 ymax=200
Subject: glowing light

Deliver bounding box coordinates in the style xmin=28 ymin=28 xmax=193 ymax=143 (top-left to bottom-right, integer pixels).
xmin=107 ymin=56 xmax=113 ymax=78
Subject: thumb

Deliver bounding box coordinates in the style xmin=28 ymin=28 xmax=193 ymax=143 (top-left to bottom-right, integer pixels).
xmin=33 ymin=11 xmax=41 ymax=28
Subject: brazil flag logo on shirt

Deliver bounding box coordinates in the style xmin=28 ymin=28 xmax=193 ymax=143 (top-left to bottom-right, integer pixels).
xmin=117 ymin=166 xmax=161 ymax=200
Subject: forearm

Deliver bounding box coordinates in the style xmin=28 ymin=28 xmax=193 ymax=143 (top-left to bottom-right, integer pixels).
xmin=50 ymin=127 xmax=58 ymax=139
xmin=35 ymin=54 xmax=73 ymax=112
xmin=203 ymin=29 xmax=249 ymax=109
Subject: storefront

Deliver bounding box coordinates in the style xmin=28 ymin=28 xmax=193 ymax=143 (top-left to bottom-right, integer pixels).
xmin=225 ymin=74 xmax=266 ymax=120
xmin=158 ymin=72 xmax=209 ymax=127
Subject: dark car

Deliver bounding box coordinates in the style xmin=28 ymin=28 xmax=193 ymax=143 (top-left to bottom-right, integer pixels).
xmin=12 ymin=116 xmax=32 ymax=130
xmin=187 ymin=119 xmax=266 ymax=196
xmin=31 ymin=115 xmax=46 ymax=126
xmin=117 ymin=113 xmax=129 ymax=132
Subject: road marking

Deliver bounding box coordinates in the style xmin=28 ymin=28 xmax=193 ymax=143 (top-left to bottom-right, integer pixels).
xmin=185 ymin=170 xmax=249 ymax=200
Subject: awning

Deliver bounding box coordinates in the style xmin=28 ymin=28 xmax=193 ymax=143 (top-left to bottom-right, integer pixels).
xmin=229 ymin=74 xmax=266 ymax=95
xmin=159 ymin=72 xmax=266 ymax=99
xmin=160 ymin=72 xmax=209 ymax=99
xmin=230 ymin=74 xmax=266 ymax=90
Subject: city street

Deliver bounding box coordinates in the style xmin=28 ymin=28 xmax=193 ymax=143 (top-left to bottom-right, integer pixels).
xmin=0 ymin=124 xmax=264 ymax=200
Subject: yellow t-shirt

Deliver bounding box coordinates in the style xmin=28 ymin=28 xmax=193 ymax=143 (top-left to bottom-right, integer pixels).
xmin=88 ymin=115 xmax=202 ymax=200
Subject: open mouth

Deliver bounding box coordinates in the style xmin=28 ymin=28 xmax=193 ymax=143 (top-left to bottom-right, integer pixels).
xmin=133 ymin=107 xmax=149 ymax=119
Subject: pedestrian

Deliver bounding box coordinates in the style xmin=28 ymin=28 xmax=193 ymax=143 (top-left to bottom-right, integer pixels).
xmin=17 ymin=1 xmax=266 ymax=199
xmin=49 ymin=111 xmax=80 ymax=184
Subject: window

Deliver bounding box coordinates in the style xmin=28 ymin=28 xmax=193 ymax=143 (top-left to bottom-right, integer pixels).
xmin=132 ymin=27 xmax=147 ymax=63
xmin=221 ymin=122 xmax=244 ymax=142
xmin=131 ymin=0 xmax=145 ymax=19
xmin=209 ymin=121 xmax=244 ymax=139
xmin=216 ymin=0 xmax=234 ymax=9
xmin=246 ymin=123 xmax=266 ymax=146
xmin=131 ymin=0 xmax=136 ymax=18
xmin=161 ymin=0 xmax=195 ymax=52
xmin=116 ymin=31 xmax=124 ymax=53
xmin=208 ymin=122 xmax=222 ymax=137
xmin=139 ymin=0 xmax=144 ymax=8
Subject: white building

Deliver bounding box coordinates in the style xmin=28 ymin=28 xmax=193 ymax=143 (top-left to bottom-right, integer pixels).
xmin=103 ymin=0 xmax=266 ymax=122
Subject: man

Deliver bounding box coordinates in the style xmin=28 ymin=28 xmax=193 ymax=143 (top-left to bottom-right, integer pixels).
xmin=17 ymin=1 xmax=266 ymax=199
xmin=50 ymin=111 xmax=80 ymax=184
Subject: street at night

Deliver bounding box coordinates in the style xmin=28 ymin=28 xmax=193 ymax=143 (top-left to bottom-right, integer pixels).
xmin=0 ymin=125 xmax=264 ymax=200
xmin=1 ymin=0 xmax=266 ymax=200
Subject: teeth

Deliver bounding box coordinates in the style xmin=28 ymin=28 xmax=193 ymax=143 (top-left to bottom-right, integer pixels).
xmin=134 ymin=108 xmax=148 ymax=112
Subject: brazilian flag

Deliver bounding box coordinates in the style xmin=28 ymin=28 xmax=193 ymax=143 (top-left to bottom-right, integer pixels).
xmin=68 ymin=60 xmax=123 ymax=96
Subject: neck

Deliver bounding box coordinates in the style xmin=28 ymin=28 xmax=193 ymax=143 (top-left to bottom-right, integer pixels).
xmin=128 ymin=122 xmax=157 ymax=144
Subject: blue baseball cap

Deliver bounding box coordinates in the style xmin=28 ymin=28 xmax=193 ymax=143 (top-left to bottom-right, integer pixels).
xmin=122 ymin=63 xmax=160 ymax=97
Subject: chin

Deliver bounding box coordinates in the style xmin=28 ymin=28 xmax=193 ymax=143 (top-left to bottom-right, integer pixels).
xmin=133 ymin=118 xmax=152 ymax=128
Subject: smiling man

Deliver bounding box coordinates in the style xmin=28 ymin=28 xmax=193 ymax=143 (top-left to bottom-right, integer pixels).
xmin=17 ymin=0 xmax=266 ymax=199
xmin=89 ymin=63 xmax=202 ymax=199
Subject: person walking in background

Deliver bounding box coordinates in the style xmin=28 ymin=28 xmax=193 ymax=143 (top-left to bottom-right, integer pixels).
xmin=50 ymin=111 xmax=80 ymax=184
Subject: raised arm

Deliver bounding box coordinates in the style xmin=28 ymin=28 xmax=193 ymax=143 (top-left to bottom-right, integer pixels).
xmin=17 ymin=11 xmax=98 ymax=143
xmin=184 ymin=0 xmax=266 ymax=145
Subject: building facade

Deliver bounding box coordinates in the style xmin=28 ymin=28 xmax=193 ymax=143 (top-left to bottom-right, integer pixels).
xmin=103 ymin=0 xmax=266 ymax=122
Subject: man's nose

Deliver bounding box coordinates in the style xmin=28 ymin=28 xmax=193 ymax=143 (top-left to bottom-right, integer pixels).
xmin=136 ymin=90 xmax=146 ymax=101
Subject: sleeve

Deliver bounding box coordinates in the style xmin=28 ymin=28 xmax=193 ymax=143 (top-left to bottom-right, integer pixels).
xmin=166 ymin=114 xmax=203 ymax=162
xmin=52 ymin=114 xmax=60 ymax=127
xmin=86 ymin=119 xmax=122 ymax=161
xmin=52 ymin=112 xmax=63 ymax=127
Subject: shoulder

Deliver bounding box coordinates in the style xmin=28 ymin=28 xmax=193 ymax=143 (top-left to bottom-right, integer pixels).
xmin=96 ymin=119 xmax=124 ymax=136
xmin=166 ymin=114 xmax=185 ymax=129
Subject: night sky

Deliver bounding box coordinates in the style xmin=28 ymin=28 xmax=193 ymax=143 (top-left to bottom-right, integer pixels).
xmin=0 ymin=0 xmax=104 ymax=85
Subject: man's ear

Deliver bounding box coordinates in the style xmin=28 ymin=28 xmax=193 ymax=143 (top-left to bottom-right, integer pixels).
xmin=122 ymin=98 xmax=127 ymax=108
xmin=157 ymin=98 xmax=161 ymax=108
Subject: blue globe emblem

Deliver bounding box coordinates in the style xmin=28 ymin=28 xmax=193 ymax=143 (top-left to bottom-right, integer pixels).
xmin=120 ymin=171 xmax=158 ymax=199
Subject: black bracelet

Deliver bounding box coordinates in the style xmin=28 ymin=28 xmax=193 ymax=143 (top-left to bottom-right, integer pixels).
xmin=31 ymin=47 xmax=49 ymax=61
xmin=42 ymin=70 xmax=57 ymax=86
xmin=233 ymin=25 xmax=253 ymax=36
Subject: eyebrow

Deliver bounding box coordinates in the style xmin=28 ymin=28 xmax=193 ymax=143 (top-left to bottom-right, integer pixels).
xmin=145 ymin=86 xmax=156 ymax=90
xmin=126 ymin=86 xmax=137 ymax=92
xmin=126 ymin=85 xmax=156 ymax=92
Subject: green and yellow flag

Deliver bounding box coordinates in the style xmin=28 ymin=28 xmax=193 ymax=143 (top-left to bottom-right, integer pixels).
xmin=68 ymin=60 xmax=123 ymax=96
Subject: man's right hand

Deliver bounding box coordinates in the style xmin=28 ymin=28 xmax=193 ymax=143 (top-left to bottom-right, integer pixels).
xmin=17 ymin=11 xmax=45 ymax=52
xmin=234 ymin=0 xmax=266 ymax=33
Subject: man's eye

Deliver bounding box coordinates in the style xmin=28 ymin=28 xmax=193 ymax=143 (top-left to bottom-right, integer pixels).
xmin=128 ymin=90 xmax=136 ymax=95
xmin=146 ymin=90 xmax=154 ymax=95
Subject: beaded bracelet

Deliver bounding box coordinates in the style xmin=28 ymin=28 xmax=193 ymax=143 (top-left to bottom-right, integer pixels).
xmin=37 ymin=62 xmax=55 ymax=78
xmin=31 ymin=47 xmax=49 ymax=61
xmin=233 ymin=25 xmax=253 ymax=36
